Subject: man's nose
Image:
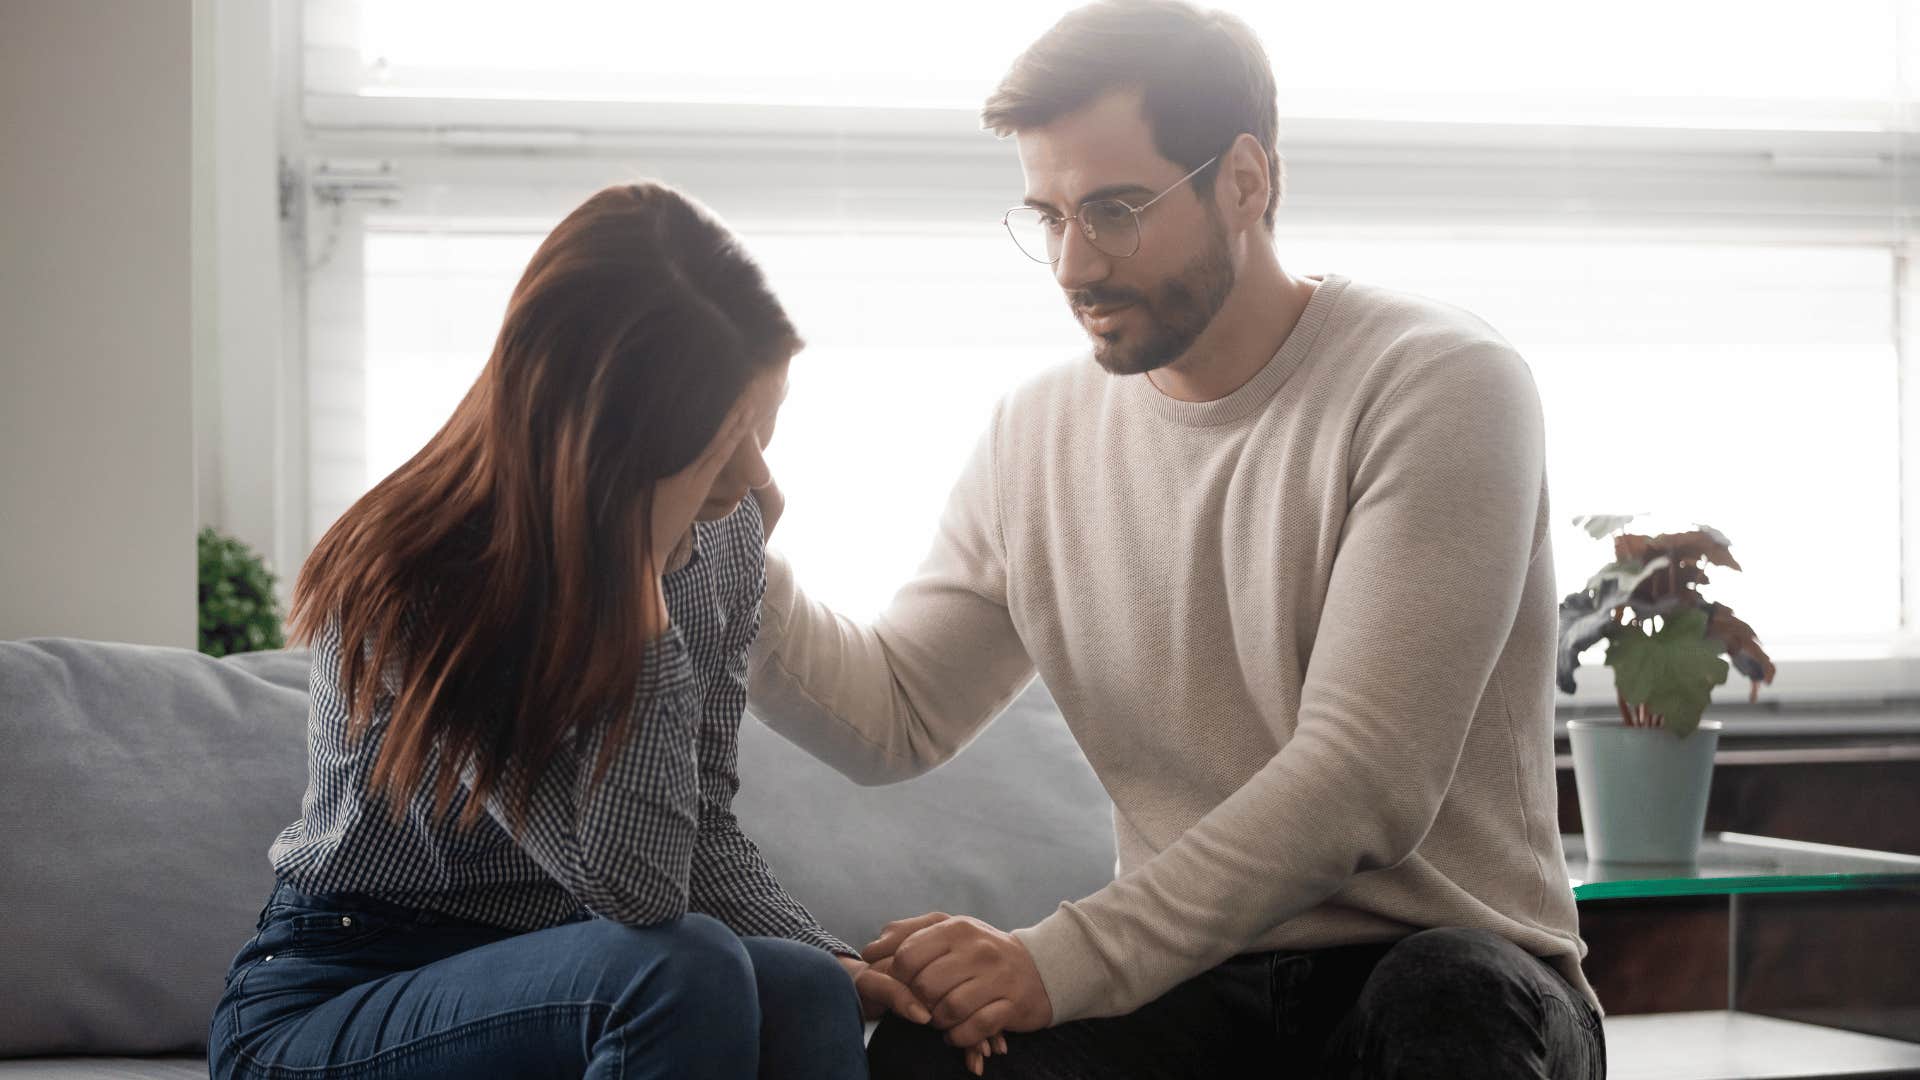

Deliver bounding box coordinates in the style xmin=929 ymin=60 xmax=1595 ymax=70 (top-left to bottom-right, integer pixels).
xmin=1052 ymin=219 xmax=1111 ymax=293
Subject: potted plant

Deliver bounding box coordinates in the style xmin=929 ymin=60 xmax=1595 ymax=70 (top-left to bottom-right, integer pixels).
xmin=1557 ymin=516 xmax=1776 ymax=864
xmin=198 ymin=526 xmax=287 ymax=658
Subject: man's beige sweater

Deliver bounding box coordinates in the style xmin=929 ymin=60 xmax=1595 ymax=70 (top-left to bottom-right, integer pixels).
xmin=748 ymin=274 xmax=1595 ymax=1023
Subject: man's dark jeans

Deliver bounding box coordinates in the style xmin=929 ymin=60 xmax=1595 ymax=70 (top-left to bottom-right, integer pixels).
xmin=869 ymin=927 xmax=1603 ymax=1079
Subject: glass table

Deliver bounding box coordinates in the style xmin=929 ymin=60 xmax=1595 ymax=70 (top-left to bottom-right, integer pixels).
xmin=1564 ymin=832 xmax=1920 ymax=901
xmin=1564 ymin=833 xmax=1920 ymax=1079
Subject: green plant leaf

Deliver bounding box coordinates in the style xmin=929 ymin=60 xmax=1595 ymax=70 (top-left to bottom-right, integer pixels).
xmin=196 ymin=527 xmax=286 ymax=658
xmin=1605 ymin=607 xmax=1730 ymax=738
xmin=1556 ymin=557 xmax=1669 ymax=693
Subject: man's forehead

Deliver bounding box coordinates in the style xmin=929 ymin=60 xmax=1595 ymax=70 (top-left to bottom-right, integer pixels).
xmin=1014 ymin=90 xmax=1166 ymax=206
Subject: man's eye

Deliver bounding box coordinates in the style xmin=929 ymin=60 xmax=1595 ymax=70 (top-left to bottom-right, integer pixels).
xmin=1040 ymin=214 xmax=1067 ymax=234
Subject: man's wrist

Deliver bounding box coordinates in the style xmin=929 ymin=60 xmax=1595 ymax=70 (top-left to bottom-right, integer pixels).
xmin=1010 ymin=919 xmax=1091 ymax=1025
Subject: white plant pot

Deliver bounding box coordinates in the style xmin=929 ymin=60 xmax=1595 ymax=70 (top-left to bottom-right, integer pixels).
xmin=1567 ymin=718 xmax=1722 ymax=865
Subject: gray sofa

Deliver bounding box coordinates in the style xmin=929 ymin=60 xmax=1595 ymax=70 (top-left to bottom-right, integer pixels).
xmin=0 ymin=639 xmax=1115 ymax=1077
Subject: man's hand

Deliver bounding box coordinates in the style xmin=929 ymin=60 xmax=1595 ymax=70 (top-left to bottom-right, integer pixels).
xmin=841 ymin=954 xmax=1008 ymax=1076
xmin=865 ymin=912 xmax=1054 ymax=1049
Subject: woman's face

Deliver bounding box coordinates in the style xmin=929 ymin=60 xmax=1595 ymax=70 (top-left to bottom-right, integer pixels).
xmin=696 ymin=362 xmax=789 ymax=522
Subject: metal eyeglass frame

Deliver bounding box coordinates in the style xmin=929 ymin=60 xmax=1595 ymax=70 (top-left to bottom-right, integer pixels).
xmin=1001 ymin=155 xmax=1219 ymax=265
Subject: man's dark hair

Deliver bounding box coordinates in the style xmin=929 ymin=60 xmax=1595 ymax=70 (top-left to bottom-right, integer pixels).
xmin=981 ymin=0 xmax=1282 ymax=229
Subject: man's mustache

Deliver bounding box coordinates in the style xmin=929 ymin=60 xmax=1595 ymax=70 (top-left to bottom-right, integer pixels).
xmin=1068 ymin=286 xmax=1145 ymax=312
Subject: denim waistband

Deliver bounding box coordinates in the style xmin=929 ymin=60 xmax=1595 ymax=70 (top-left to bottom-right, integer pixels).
xmin=261 ymin=879 xmax=512 ymax=931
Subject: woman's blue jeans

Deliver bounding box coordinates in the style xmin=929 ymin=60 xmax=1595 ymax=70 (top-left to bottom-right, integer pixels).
xmin=208 ymin=882 xmax=868 ymax=1080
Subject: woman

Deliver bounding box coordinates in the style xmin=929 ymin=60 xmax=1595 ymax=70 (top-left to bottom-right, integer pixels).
xmin=206 ymin=183 xmax=980 ymax=1079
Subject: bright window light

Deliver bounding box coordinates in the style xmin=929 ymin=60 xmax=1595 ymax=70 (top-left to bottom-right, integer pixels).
xmin=343 ymin=0 xmax=1911 ymax=127
xmin=328 ymin=0 xmax=1915 ymax=670
xmin=365 ymin=225 xmax=1901 ymax=653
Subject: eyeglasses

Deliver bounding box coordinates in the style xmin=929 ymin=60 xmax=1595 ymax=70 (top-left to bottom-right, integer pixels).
xmin=1001 ymin=156 xmax=1218 ymax=265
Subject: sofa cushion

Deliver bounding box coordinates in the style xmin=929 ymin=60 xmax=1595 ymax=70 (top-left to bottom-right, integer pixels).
xmin=0 ymin=1059 xmax=207 ymax=1079
xmin=736 ymin=679 xmax=1115 ymax=949
xmin=0 ymin=640 xmax=310 ymax=1058
xmin=0 ymin=640 xmax=1113 ymax=1060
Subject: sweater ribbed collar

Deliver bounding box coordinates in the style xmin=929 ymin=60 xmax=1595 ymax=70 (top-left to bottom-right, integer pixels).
xmin=1134 ymin=274 xmax=1346 ymax=428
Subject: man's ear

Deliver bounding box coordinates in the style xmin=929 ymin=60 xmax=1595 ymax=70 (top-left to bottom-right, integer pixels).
xmin=1218 ymin=132 xmax=1272 ymax=232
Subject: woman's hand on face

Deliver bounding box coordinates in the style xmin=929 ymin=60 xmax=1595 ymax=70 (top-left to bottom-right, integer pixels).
xmin=636 ymin=399 xmax=761 ymax=641
xmin=753 ymin=475 xmax=785 ymax=542
xmin=649 ymin=398 xmax=761 ymax=568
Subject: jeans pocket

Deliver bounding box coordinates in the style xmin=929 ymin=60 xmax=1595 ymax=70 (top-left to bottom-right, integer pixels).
xmin=220 ymin=949 xmax=280 ymax=1049
xmin=1541 ymin=996 xmax=1604 ymax=1080
xmin=1267 ymin=954 xmax=1312 ymax=1042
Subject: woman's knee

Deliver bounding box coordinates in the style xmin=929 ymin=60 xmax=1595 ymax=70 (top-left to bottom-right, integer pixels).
xmin=744 ymin=937 xmax=867 ymax=1074
xmin=581 ymin=913 xmax=758 ymax=1019
xmin=746 ymin=937 xmax=856 ymax=1014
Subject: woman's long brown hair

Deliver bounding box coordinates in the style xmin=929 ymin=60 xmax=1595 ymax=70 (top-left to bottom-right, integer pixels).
xmin=289 ymin=182 xmax=798 ymax=829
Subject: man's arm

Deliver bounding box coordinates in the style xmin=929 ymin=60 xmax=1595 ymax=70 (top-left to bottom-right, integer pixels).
xmin=999 ymin=342 xmax=1550 ymax=1023
xmin=748 ymin=411 xmax=1037 ymax=784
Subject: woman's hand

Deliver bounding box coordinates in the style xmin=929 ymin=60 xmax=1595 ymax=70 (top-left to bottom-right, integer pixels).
xmin=838 ymin=954 xmax=928 ymax=1024
xmin=753 ymin=475 xmax=785 ymax=542
xmin=849 ymin=955 xmax=1008 ymax=1076
xmin=638 ymin=400 xmax=761 ymax=638
xmin=651 ymin=399 xmax=759 ymax=559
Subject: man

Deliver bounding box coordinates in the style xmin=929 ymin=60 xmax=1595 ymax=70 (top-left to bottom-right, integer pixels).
xmin=751 ymin=1 xmax=1603 ymax=1075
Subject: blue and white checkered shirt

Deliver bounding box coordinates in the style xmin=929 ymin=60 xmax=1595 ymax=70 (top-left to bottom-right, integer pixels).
xmin=269 ymin=494 xmax=851 ymax=956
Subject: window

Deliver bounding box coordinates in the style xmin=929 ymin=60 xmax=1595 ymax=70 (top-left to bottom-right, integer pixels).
xmin=333 ymin=0 xmax=1912 ymax=129
xmin=1295 ymin=239 xmax=1904 ymax=655
xmin=296 ymin=0 xmax=1920 ymax=702
xmin=363 ymin=225 xmax=1079 ymax=621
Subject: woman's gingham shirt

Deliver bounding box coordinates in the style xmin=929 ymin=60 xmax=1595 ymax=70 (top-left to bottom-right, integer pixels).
xmin=269 ymin=494 xmax=850 ymax=955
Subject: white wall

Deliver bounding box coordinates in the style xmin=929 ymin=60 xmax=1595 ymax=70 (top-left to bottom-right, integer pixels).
xmin=0 ymin=1 xmax=198 ymax=646
xmin=194 ymin=0 xmax=297 ymax=589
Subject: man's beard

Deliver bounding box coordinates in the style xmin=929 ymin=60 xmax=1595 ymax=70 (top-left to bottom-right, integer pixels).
xmin=1070 ymin=221 xmax=1236 ymax=377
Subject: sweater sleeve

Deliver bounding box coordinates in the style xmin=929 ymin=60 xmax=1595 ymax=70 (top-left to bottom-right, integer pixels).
xmin=1012 ymin=342 xmax=1550 ymax=1022
xmin=746 ymin=407 xmax=1037 ymax=784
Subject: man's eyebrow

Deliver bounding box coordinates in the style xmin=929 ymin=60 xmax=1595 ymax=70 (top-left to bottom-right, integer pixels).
xmin=1022 ymin=182 xmax=1159 ymax=214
